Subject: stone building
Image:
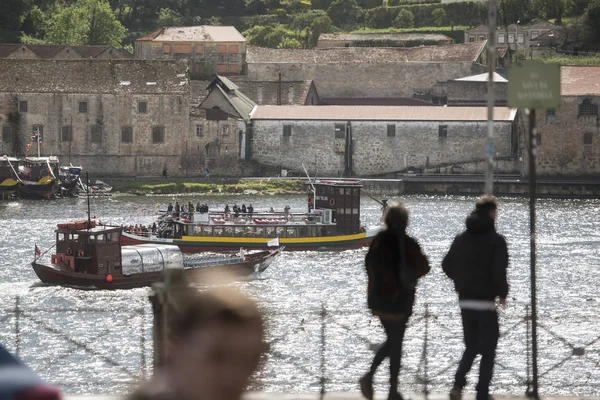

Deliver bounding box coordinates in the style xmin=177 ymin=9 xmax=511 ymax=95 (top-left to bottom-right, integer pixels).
xmin=317 ymin=33 xmax=454 ymax=48
xmin=0 ymin=59 xmax=197 ymax=177
xmin=443 ymin=72 xmax=508 ymax=105
xmin=135 ymin=26 xmax=246 ymax=79
xmin=535 ymin=66 xmax=600 ymax=176
xmin=246 ymin=43 xmax=487 ymax=99
xmin=248 ymin=105 xmax=518 ymax=176
xmin=465 ymin=21 xmax=562 ymax=51
xmin=0 ymin=44 xmax=131 ymax=59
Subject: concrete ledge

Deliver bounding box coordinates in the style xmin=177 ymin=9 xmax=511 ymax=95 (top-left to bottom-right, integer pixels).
xmin=64 ymin=394 xmax=600 ymax=400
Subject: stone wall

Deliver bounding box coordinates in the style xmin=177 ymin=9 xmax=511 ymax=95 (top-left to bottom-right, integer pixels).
xmin=247 ymin=62 xmax=477 ymax=98
xmin=250 ymin=119 xmax=515 ymax=176
xmin=535 ymin=95 xmax=600 ymax=176
xmin=446 ymin=81 xmax=508 ymax=104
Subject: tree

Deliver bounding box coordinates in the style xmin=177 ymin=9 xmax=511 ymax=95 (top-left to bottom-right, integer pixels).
xmin=0 ymin=0 xmax=27 ymax=42
xmin=312 ymin=0 xmax=335 ymax=10
xmin=368 ymin=6 xmax=392 ymax=29
xmin=394 ymin=9 xmax=414 ymax=28
xmin=499 ymin=0 xmax=534 ymax=25
xmin=327 ymin=0 xmax=361 ymax=29
xmin=45 ymin=0 xmax=127 ymax=46
xmin=533 ymin=0 xmax=574 ymax=24
xmin=245 ymin=0 xmax=268 ymax=14
xmin=157 ymin=8 xmax=184 ymax=27
xmin=585 ymin=0 xmax=600 ymax=41
xmin=278 ymin=37 xmax=303 ymax=48
xmin=431 ymin=8 xmax=447 ymax=26
xmin=309 ymin=15 xmax=334 ymax=46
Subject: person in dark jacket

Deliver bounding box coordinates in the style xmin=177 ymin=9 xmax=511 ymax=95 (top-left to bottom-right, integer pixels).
xmin=360 ymin=203 xmax=430 ymax=400
xmin=442 ymin=196 xmax=509 ymax=400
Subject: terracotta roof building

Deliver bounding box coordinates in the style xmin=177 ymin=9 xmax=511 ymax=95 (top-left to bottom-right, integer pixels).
xmin=135 ymin=25 xmax=246 ymax=79
xmin=317 ymin=33 xmax=454 ymax=48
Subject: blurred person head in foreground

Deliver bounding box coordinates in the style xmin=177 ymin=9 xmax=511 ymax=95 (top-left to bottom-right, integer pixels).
xmin=129 ymin=273 xmax=265 ymax=400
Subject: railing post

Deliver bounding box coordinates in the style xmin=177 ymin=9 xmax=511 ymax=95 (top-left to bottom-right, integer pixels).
xmin=149 ymin=283 xmax=166 ymax=370
xmin=423 ymin=303 xmax=430 ymax=399
xmin=15 ymin=295 xmax=20 ymax=357
xmin=140 ymin=305 xmax=147 ymax=380
xmin=319 ymin=303 xmax=326 ymax=400
xmin=525 ymin=304 xmax=532 ymax=397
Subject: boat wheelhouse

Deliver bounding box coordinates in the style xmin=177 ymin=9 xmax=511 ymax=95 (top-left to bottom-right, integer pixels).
xmin=19 ymin=156 xmax=60 ymax=199
xmin=121 ymin=180 xmax=380 ymax=252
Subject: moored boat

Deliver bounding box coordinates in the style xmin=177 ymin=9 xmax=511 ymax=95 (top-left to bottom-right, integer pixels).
xmin=18 ymin=157 xmax=60 ymax=200
xmin=0 ymin=156 xmax=22 ymax=199
xmin=32 ymin=220 xmax=282 ymax=289
xmin=121 ymin=180 xmax=381 ymax=252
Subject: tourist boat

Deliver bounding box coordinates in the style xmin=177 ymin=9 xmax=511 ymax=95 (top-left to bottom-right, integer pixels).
xmin=18 ymin=157 xmax=60 ymax=200
xmin=122 ymin=180 xmax=380 ymax=252
xmin=32 ymin=220 xmax=282 ymax=290
xmin=0 ymin=156 xmax=22 ymax=199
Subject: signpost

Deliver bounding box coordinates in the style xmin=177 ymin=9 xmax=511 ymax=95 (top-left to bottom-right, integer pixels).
xmin=508 ymin=60 xmax=560 ymax=400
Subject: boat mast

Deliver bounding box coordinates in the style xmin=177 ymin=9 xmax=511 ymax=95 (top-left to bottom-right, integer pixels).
xmin=86 ymin=172 xmax=92 ymax=228
xmin=302 ymin=163 xmax=316 ymax=211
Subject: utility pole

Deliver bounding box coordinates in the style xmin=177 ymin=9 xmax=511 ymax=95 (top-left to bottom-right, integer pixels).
xmin=485 ymin=0 xmax=497 ymax=195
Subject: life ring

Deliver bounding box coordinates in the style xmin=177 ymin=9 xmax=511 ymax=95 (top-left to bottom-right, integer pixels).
xmin=77 ymin=249 xmax=85 ymax=257
xmin=329 ymin=198 xmax=335 ymax=206
xmin=66 ymin=247 xmax=73 ymax=256
xmin=308 ymin=197 xmax=313 ymax=205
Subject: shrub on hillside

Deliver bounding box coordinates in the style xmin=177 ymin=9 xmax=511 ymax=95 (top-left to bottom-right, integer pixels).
xmin=327 ymin=0 xmax=362 ymax=28
xmin=309 ymin=15 xmax=335 ymax=45
xmin=312 ymin=0 xmax=335 ymax=9
xmin=241 ymin=14 xmax=282 ymax=29
xmin=394 ymin=9 xmax=415 ymax=27
xmin=358 ymin=0 xmax=385 ymax=8
xmin=363 ymin=2 xmax=486 ymax=28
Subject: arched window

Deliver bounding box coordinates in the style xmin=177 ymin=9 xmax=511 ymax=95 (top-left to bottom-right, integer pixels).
xmin=583 ymin=132 xmax=593 ymax=145
xmin=579 ymin=99 xmax=598 ymax=116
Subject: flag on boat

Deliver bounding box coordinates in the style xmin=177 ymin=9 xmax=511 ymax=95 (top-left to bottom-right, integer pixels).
xmin=35 ymin=245 xmax=41 ymax=257
xmin=267 ymin=237 xmax=279 ymax=247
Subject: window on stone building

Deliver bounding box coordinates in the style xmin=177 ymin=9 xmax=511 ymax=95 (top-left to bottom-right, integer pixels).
xmin=121 ymin=126 xmax=133 ymax=143
xmin=163 ymin=44 xmax=171 ymax=54
xmin=468 ymin=36 xmax=475 ymax=42
xmin=61 ymin=126 xmax=72 ymax=142
xmin=518 ymin=33 xmax=525 ymax=43
xmin=91 ymin=125 xmax=103 ymax=143
xmin=537 ymin=133 xmax=542 ymax=145
xmin=498 ymin=33 xmax=505 ymax=44
xmin=2 ymin=126 xmax=13 ymax=142
xmin=546 ymin=108 xmax=556 ymax=123
xmin=508 ymin=34 xmax=515 ymax=43
xmin=217 ymin=45 xmax=227 ymax=54
xmin=228 ymin=45 xmax=238 ymax=54
xmin=584 ymin=132 xmax=593 ymax=145
xmin=283 ymin=125 xmax=292 ymax=138
xmin=478 ymin=35 xmax=486 ymax=41
xmin=19 ymin=101 xmax=27 ymax=113
xmin=439 ymin=125 xmax=448 ymax=138
xmin=196 ymin=124 xmax=204 ymax=137
xmin=217 ymin=64 xmax=227 ymax=74
xmin=195 ymin=44 xmax=204 ymax=54
xmin=152 ymin=126 xmax=165 ymax=143
xmin=221 ymin=125 xmax=230 ymax=136
xmin=531 ymin=30 xmax=539 ymax=39
xmin=138 ymin=101 xmax=147 ymax=114
xmin=579 ymin=98 xmax=598 ymax=116
xmin=387 ymin=125 xmax=396 ymax=138
xmin=334 ymin=124 xmax=345 ymax=138
xmin=79 ymin=101 xmax=88 ymax=113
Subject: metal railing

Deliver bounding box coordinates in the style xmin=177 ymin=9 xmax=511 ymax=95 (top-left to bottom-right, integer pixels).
xmin=1 ymin=295 xmax=599 ymax=396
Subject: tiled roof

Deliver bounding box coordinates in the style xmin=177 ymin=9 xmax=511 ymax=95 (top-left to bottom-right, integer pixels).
xmin=250 ymin=105 xmax=517 ymax=121
xmin=318 ymin=33 xmax=453 ymax=42
xmin=527 ymin=21 xmax=559 ymax=30
xmin=137 ymin=26 xmax=245 ymax=42
xmin=0 ymin=59 xmax=189 ymax=94
xmin=0 ymin=44 xmax=130 ymax=59
xmin=227 ymin=77 xmax=313 ymax=105
xmin=318 ymin=98 xmax=435 ymax=106
xmin=561 ymin=66 xmax=600 ymax=96
xmin=202 ymin=75 xmax=256 ymax=121
xmin=247 ymin=42 xmax=485 ymax=64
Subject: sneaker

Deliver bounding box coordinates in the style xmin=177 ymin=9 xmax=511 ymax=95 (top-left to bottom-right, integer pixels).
xmin=449 ymin=387 xmax=462 ymax=400
xmin=359 ymin=375 xmax=374 ymax=400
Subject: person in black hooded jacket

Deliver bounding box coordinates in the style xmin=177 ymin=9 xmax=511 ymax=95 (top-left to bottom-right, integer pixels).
xmin=442 ymin=196 xmax=509 ymax=400
xmin=360 ymin=203 xmax=430 ymax=400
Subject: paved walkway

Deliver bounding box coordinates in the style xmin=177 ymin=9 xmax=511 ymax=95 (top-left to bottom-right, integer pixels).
xmin=64 ymin=394 xmax=600 ymax=400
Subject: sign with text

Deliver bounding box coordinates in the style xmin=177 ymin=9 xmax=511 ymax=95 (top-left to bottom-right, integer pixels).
xmin=508 ymin=61 xmax=561 ymax=108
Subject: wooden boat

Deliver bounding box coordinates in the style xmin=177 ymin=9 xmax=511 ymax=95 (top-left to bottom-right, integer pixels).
xmin=122 ymin=180 xmax=381 ymax=252
xmin=0 ymin=156 xmax=22 ymax=199
xmin=58 ymin=165 xmax=83 ymax=197
xmin=32 ymin=220 xmax=282 ymax=290
xmin=18 ymin=157 xmax=60 ymax=200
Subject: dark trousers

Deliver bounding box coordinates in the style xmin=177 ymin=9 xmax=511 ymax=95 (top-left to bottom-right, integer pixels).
xmin=367 ymin=316 xmax=408 ymax=391
xmin=453 ymin=308 xmax=499 ymax=400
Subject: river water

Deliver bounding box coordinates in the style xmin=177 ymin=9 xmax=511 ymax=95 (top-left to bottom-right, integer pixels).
xmin=1 ymin=194 xmax=599 ymax=396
